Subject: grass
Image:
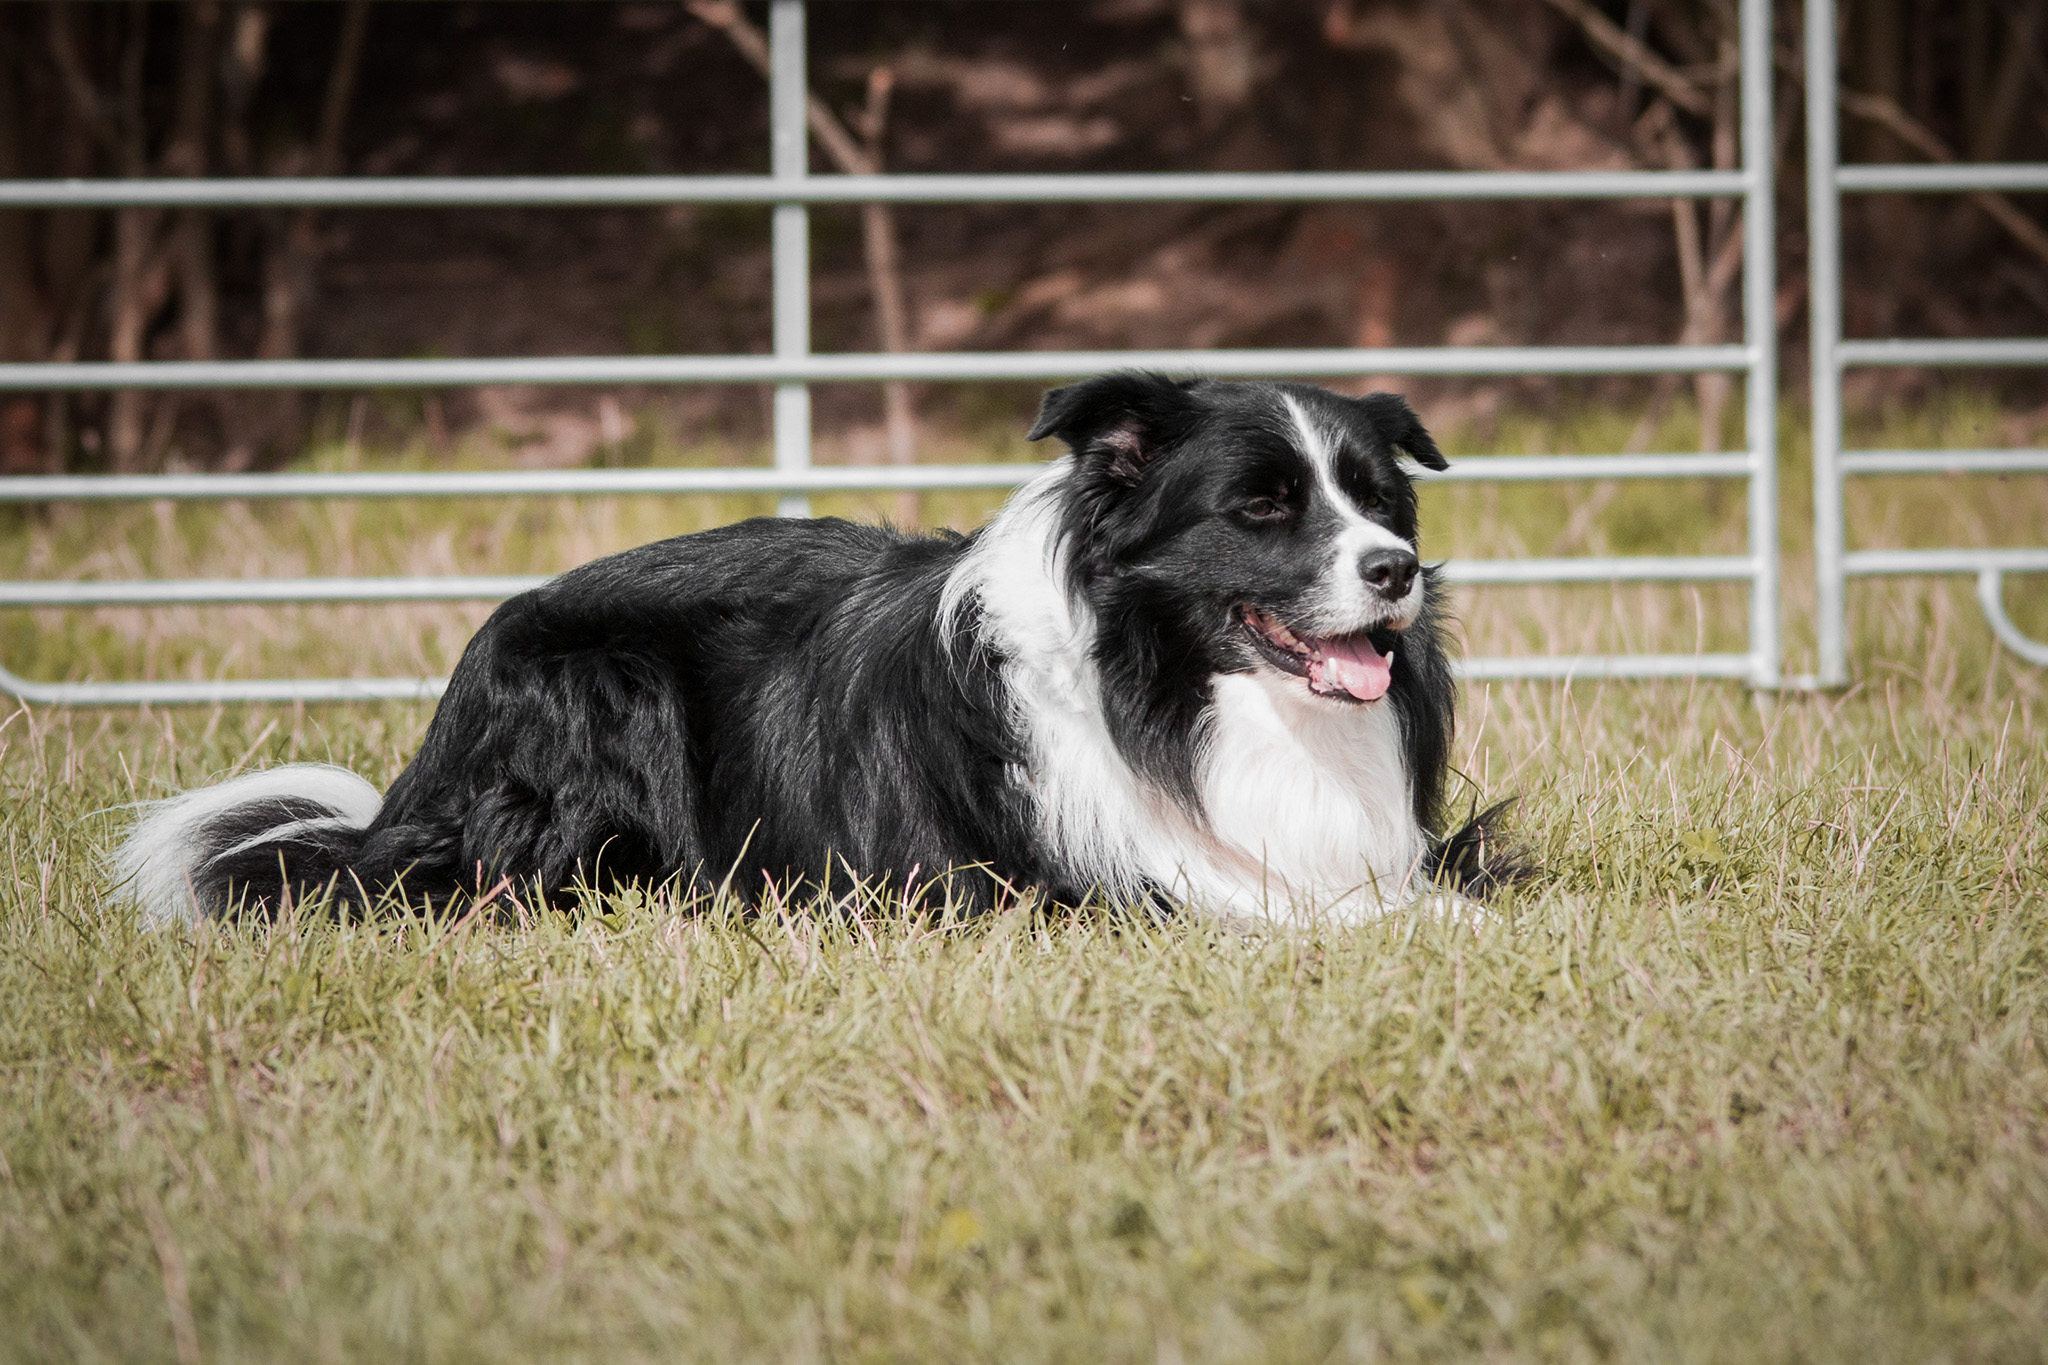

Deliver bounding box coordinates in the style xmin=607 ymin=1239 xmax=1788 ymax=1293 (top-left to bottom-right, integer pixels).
xmin=1 ymin=392 xmax=2045 ymax=1362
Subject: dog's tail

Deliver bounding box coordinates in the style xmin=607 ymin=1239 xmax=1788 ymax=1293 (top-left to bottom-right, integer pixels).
xmin=1426 ymin=798 xmax=1526 ymax=896
xmin=112 ymin=763 xmax=384 ymax=928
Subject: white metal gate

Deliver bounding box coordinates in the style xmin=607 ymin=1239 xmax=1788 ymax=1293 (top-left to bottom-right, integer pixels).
xmin=1803 ymin=0 xmax=2048 ymax=682
xmin=0 ymin=0 xmax=1783 ymax=704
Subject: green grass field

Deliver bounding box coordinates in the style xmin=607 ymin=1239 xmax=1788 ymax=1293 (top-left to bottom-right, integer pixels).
xmin=2 ymin=393 xmax=2044 ymax=1362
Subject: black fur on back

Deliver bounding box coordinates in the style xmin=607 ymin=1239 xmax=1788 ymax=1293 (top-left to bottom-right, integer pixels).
xmin=179 ymin=520 xmax=1062 ymax=918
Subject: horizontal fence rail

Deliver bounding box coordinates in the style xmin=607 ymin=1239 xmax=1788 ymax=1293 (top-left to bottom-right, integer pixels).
xmin=1835 ymin=339 xmax=2048 ymax=367
xmin=0 ymin=0 xmax=1784 ymax=704
xmin=0 ymin=346 xmax=1755 ymax=391
xmin=1833 ymin=164 xmax=2048 ymax=193
xmin=0 ymin=578 xmax=547 ymax=607
xmin=0 ymin=556 xmax=1759 ymax=608
xmin=0 ymin=169 xmax=1751 ymax=209
xmin=1805 ymin=0 xmax=2048 ymax=685
xmin=1842 ymin=548 xmax=2048 ymax=575
xmin=1837 ymin=450 xmax=2048 ymax=474
xmin=0 ymin=453 xmax=1751 ymax=504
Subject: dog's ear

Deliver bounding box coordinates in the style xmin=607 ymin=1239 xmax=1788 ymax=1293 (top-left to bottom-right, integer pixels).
xmin=1028 ymin=372 xmax=1199 ymax=486
xmin=1353 ymin=392 xmax=1448 ymax=471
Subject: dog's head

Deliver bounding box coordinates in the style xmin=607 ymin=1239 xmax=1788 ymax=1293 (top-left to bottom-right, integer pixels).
xmin=1030 ymin=372 xmax=1446 ymax=706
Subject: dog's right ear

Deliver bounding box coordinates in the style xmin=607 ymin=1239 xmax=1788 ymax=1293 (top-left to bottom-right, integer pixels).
xmin=1028 ymin=372 xmax=1200 ymax=486
xmin=1353 ymin=391 xmax=1448 ymax=471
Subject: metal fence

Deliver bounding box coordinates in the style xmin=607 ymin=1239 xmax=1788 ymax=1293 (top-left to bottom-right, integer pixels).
xmin=0 ymin=0 xmax=1783 ymax=705
xmin=1803 ymin=0 xmax=2048 ymax=683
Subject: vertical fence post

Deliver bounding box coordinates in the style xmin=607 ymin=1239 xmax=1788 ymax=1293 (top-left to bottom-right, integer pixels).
xmin=770 ymin=0 xmax=811 ymax=518
xmin=1804 ymin=0 xmax=1847 ymax=685
xmin=1741 ymin=0 xmax=1780 ymax=687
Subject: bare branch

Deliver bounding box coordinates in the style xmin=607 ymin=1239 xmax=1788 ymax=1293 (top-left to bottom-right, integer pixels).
xmin=1761 ymin=37 xmax=2048 ymax=273
xmin=859 ymin=67 xmax=917 ymax=515
xmin=245 ymin=0 xmax=371 ymax=468
xmin=260 ymin=0 xmax=370 ymax=362
xmin=45 ymin=4 xmax=117 ymax=151
xmin=1537 ymin=0 xmax=1711 ymax=117
xmin=1970 ymin=1 xmax=2043 ymax=161
xmin=312 ymin=0 xmax=371 ymax=176
xmin=1837 ymin=87 xmax=2048 ymax=269
xmin=1705 ymin=217 xmax=1745 ymax=301
xmin=108 ymin=1 xmax=160 ymax=468
xmin=169 ymin=4 xmax=221 ymax=365
xmin=861 ymin=70 xmax=907 ymax=361
xmin=690 ymin=0 xmax=924 ymax=521
xmin=1836 ymin=89 xmax=1952 ymax=163
xmin=1625 ymin=95 xmax=1740 ymax=455
xmin=685 ymin=1 xmax=875 ymax=175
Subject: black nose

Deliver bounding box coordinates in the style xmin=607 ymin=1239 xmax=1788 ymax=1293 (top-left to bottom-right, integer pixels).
xmin=1360 ymin=549 xmax=1419 ymax=600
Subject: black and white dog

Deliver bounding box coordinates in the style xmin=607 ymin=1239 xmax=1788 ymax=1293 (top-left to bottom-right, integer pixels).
xmin=117 ymin=373 xmax=1508 ymax=928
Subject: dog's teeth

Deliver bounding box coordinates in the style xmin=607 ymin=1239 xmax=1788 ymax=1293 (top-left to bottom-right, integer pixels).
xmin=1247 ymin=609 xmax=1315 ymax=657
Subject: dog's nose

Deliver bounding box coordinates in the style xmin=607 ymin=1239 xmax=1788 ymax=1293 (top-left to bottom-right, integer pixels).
xmin=1360 ymin=549 xmax=1419 ymax=600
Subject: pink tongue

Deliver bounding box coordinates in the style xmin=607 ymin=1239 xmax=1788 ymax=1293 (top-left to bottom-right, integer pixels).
xmin=1308 ymin=635 xmax=1394 ymax=701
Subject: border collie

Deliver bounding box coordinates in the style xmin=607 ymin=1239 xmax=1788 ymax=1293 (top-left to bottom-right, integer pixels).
xmin=116 ymin=373 xmax=1509 ymax=928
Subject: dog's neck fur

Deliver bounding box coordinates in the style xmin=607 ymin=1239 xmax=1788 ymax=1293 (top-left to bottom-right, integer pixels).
xmin=947 ymin=464 xmax=1426 ymax=925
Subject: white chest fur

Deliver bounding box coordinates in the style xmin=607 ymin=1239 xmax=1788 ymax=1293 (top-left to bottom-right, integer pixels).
xmin=947 ymin=470 xmax=1426 ymax=925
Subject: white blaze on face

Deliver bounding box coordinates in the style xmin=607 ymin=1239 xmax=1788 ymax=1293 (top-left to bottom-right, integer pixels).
xmin=1280 ymin=394 xmax=1422 ymax=632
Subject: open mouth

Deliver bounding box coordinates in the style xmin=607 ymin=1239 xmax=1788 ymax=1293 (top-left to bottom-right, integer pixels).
xmin=1239 ymin=607 xmax=1398 ymax=703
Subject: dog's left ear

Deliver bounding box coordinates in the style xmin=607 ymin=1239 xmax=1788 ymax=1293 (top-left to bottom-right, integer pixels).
xmin=1028 ymin=371 xmax=1199 ymax=486
xmin=1353 ymin=392 xmax=1448 ymax=471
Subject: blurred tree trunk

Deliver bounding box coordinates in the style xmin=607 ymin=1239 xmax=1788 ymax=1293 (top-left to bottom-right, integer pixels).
xmin=220 ymin=3 xmax=266 ymax=176
xmin=168 ymin=3 xmax=220 ymax=367
xmin=39 ymin=6 xmax=106 ymax=472
xmin=0 ymin=18 xmax=44 ymax=364
xmin=1970 ymin=0 xmax=2043 ymax=162
xmin=258 ymin=0 xmax=368 ymax=364
xmin=106 ymin=2 xmax=164 ymax=472
xmin=1961 ymin=0 xmax=1990 ymax=151
xmin=1179 ymin=0 xmax=1257 ymax=128
xmin=0 ymin=15 xmax=49 ymax=472
xmin=1693 ymin=30 xmax=1739 ymax=455
xmin=1854 ymin=0 xmax=1907 ymax=161
xmin=215 ymin=2 xmax=267 ymax=466
xmin=242 ymin=0 xmax=368 ymax=468
xmin=857 ymin=68 xmax=920 ymax=527
xmin=1908 ymin=0 xmax=1935 ymax=127
xmin=156 ymin=2 xmax=223 ymax=465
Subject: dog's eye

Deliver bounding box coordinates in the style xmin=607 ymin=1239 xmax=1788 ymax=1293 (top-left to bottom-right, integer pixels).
xmin=1243 ymin=491 xmax=1293 ymax=523
xmin=1358 ymin=489 xmax=1383 ymax=510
